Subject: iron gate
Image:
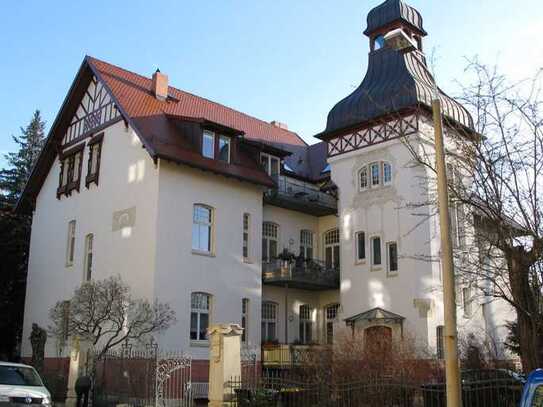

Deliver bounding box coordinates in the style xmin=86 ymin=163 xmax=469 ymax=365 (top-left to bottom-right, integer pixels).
xmin=90 ymin=341 xmax=193 ymax=407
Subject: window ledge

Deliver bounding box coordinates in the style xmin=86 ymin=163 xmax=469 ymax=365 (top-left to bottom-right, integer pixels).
xmin=190 ymin=340 xmax=210 ymax=348
xmin=387 ymin=271 xmax=399 ymax=278
xmin=243 ymin=257 xmax=253 ymax=264
xmin=370 ymin=266 xmax=382 ymax=272
xmin=355 ymin=259 xmax=366 ymax=266
xmin=192 ymin=250 xmax=215 ymax=258
xmin=65 ymin=263 xmax=73 ymax=268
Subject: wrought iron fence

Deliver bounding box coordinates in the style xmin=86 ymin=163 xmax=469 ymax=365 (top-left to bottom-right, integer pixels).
xmin=226 ymin=369 xmax=524 ymax=407
xmin=90 ymin=342 xmax=192 ymax=407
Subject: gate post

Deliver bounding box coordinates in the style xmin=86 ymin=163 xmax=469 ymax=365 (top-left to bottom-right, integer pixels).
xmin=207 ymin=324 xmax=243 ymax=407
xmin=65 ymin=337 xmax=90 ymax=407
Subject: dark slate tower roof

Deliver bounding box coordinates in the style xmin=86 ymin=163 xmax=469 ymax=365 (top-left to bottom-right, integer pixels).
xmin=321 ymin=0 xmax=474 ymax=136
xmin=364 ymin=0 xmax=426 ymax=36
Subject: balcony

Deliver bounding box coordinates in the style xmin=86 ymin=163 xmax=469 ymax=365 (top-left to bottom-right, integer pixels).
xmin=264 ymin=175 xmax=337 ymax=216
xmin=262 ymin=258 xmax=340 ymax=290
xmin=262 ymin=344 xmax=319 ymax=368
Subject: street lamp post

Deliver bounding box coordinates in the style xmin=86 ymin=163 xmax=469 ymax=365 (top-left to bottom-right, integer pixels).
xmin=432 ymin=98 xmax=463 ymax=407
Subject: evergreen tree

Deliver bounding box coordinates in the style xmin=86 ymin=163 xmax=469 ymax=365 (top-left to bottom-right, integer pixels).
xmin=0 ymin=110 xmax=46 ymax=360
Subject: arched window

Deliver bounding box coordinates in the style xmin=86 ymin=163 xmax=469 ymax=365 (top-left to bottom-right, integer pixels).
xmin=261 ymin=301 xmax=277 ymax=342
xmin=324 ymin=228 xmax=340 ymax=270
xmin=262 ymin=222 xmax=279 ymax=262
xmin=192 ymin=204 xmax=214 ymax=253
xmin=359 ymin=161 xmax=393 ymax=191
xmin=190 ymin=292 xmax=211 ymax=341
xmin=325 ymin=303 xmax=340 ymax=345
xmin=374 ymin=35 xmax=385 ymax=51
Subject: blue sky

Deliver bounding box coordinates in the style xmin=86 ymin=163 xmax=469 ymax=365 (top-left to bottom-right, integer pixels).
xmin=1 ymin=0 xmax=542 ymax=166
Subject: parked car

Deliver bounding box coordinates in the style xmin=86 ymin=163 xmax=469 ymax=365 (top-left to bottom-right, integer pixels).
xmin=422 ymin=369 xmax=525 ymax=407
xmin=520 ymin=369 xmax=543 ymax=407
xmin=0 ymin=362 xmax=52 ymax=406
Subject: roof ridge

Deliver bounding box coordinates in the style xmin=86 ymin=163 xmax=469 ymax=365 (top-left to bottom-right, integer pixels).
xmin=86 ymin=55 xmax=308 ymax=147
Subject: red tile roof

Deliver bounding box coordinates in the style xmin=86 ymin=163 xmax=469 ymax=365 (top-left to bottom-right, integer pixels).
xmin=87 ymin=57 xmax=307 ymax=147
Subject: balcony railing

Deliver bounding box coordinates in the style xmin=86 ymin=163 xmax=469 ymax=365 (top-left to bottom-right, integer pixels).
xmin=261 ymin=344 xmax=325 ymax=368
xmin=264 ymin=175 xmax=337 ymax=216
xmin=262 ymin=258 xmax=340 ymax=290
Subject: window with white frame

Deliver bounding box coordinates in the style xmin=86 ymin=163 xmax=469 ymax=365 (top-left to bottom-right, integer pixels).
xmin=326 ymin=303 xmax=340 ymax=345
xmin=299 ymin=305 xmax=313 ymax=344
xmin=202 ymin=131 xmax=215 ymax=159
xmin=359 ymin=161 xmax=393 ymax=191
xmin=370 ymin=236 xmax=382 ymax=267
xmin=243 ymin=213 xmax=250 ymax=259
xmin=66 ymin=220 xmax=76 ymax=267
xmin=387 ymin=241 xmax=398 ymax=274
xmin=262 ymin=222 xmax=279 ymax=262
xmin=324 ymin=228 xmax=340 ymax=269
xmin=218 ymin=135 xmax=230 ymax=163
xmin=300 ymin=230 xmax=314 ymax=260
xmin=260 ymin=154 xmax=280 ymax=178
xmin=261 ymin=302 xmax=277 ymax=342
xmin=192 ymin=204 xmax=213 ymax=253
xmin=190 ymin=292 xmax=211 ymax=341
xmin=241 ymin=298 xmax=249 ymax=343
xmin=83 ymin=233 xmax=93 ymax=281
xmin=355 ymin=231 xmax=366 ymax=262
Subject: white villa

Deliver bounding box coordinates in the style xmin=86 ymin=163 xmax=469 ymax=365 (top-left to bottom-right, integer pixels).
xmin=18 ymin=0 xmax=514 ymax=381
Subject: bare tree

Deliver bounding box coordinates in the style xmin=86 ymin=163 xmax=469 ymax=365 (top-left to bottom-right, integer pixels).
xmin=403 ymin=60 xmax=543 ymax=372
xmin=49 ymin=276 xmax=175 ymax=360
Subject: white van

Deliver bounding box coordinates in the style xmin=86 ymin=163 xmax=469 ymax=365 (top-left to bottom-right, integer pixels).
xmin=0 ymin=362 xmax=52 ymax=406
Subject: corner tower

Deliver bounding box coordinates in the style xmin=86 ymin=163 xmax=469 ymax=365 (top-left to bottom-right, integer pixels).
xmin=318 ymin=0 xmax=475 ymax=352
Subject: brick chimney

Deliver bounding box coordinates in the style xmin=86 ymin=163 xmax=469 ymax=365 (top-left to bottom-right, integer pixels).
xmin=270 ymin=121 xmax=288 ymax=130
xmin=151 ymin=69 xmax=168 ymax=101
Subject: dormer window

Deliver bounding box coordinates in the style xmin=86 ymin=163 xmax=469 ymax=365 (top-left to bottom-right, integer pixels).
xmin=374 ymin=35 xmax=385 ymax=50
xmin=202 ymin=131 xmax=215 ymax=159
xmin=202 ymin=130 xmax=231 ymax=164
xmin=260 ymin=154 xmax=280 ymax=178
xmin=359 ymin=161 xmax=392 ymax=191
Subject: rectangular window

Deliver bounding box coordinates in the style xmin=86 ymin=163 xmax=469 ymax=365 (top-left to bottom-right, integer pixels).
xmin=84 ymin=234 xmax=93 ymax=281
xmin=463 ymin=286 xmax=472 ymax=317
xmin=66 ymin=220 xmax=76 ymax=267
xmin=62 ymin=300 xmax=71 ymax=340
xmin=299 ymin=305 xmax=313 ymax=344
xmin=262 ymin=222 xmax=279 ymax=262
xmin=371 ymin=236 xmax=381 ymax=266
xmin=241 ymin=298 xmax=249 ymax=343
xmin=58 ymin=146 xmax=84 ymax=197
xmin=360 ymin=167 xmax=368 ymax=190
xmin=370 ymin=162 xmax=380 ymax=186
xmin=261 ymin=302 xmax=277 ymax=342
xmin=326 ymin=304 xmax=339 ymax=345
xmin=260 ymin=154 xmax=281 ymax=178
xmin=356 ymin=231 xmax=366 ymax=262
xmin=436 ymin=325 xmax=444 ymax=359
xmin=190 ymin=293 xmax=211 ymax=341
xmin=218 ymin=135 xmax=230 ymax=163
xmin=300 ymin=230 xmax=314 ymax=260
xmin=243 ymin=213 xmax=250 ymax=259
xmin=192 ymin=205 xmax=213 ymax=253
xmin=202 ymin=131 xmax=215 ymax=159
xmin=383 ymin=162 xmax=392 ymax=185
xmin=86 ymin=134 xmax=103 ymax=187
xmin=387 ymin=242 xmax=398 ymax=273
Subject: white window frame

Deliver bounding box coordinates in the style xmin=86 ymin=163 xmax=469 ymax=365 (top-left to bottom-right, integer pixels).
xmin=190 ymin=292 xmax=211 ymax=344
xmin=218 ymin=135 xmax=231 ymax=163
xmin=386 ymin=241 xmax=399 ymax=275
xmin=83 ymin=233 xmax=93 ymax=281
xmin=463 ymin=285 xmax=473 ymax=317
xmin=299 ymin=304 xmax=313 ymax=344
xmin=358 ymin=161 xmax=393 ymax=191
xmin=355 ymin=231 xmax=366 ymax=263
xmin=324 ymin=228 xmax=340 ymax=270
xmin=243 ymin=213 xmax=250 ymax=261
xmin=261 ymin=301 xmax=277 ymax=342
xmin=192 ymin=204 xmax=214 ymax=255
xmin=202 ymin=130 xmax=215 ymax=159
xmin=241 ymin=298 xmax=249 ymax=344
xmin=260 ymin=153 xmax=280 ymax=178
xmin=262 ymin=222 xmax=279 ymax=262
xmin=66 ymin=220 xmax=76 ymax=267
xmin=300 ymin=229 xmax=314 ymax=260
xmin=370 ymin=235 xmax=382 ymax=268
xmin=436 ymin=325 xmax=444 ymax=359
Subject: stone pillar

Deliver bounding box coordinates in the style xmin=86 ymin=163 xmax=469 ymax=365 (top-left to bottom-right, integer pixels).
xmin=207 ymin=324 xmax=243 ymax=407
xmin=65 ymin=337 xmax=90 ymax=407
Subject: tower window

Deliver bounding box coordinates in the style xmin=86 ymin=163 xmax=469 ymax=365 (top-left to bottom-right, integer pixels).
xmin=374 ymin=35 xmax=385 ymax=51
xmin=359 ymin=161 xmax=393 ymax=191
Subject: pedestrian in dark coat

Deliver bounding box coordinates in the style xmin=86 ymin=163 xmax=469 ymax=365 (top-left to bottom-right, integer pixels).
xmin=75 ymin=375 xmax=92 ymax=407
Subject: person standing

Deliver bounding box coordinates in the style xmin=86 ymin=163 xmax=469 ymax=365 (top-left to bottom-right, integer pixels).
xmin=75 ymin=375 xmax=92 ymax=407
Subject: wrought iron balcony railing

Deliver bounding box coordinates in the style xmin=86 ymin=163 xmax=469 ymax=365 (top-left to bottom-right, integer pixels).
xmin=262 ymin=258 xmax=340 ymax=290
xmin=264 ymin=175 xmax=337 ymax=216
